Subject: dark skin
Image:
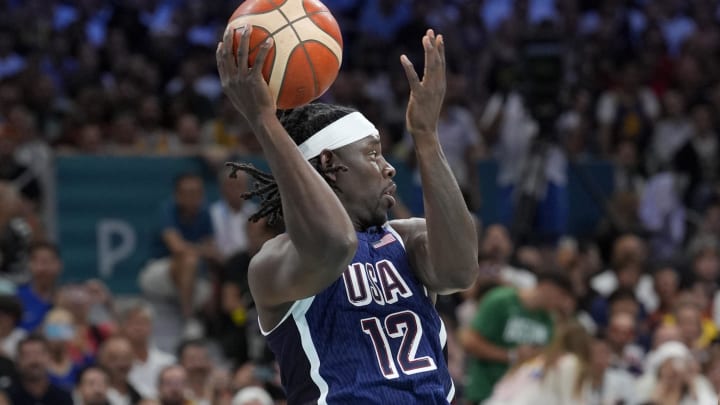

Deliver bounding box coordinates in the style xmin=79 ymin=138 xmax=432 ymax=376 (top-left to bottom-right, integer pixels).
xmin=217 ymin=27 xmax=479 ymax=331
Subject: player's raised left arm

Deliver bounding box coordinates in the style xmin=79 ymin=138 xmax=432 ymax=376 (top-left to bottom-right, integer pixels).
xmin=394 ymin=29 xmax=479 ymax=294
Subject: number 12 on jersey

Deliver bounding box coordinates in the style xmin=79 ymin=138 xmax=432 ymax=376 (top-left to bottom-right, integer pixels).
xmin=361 ymin=310 xmax=437 ymax=379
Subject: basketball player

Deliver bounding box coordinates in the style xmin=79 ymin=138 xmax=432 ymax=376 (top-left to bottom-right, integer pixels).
xmin=216 ymin=26 xmax=478 ymax=404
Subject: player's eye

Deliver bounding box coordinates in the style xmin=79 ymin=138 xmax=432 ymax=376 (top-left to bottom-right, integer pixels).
xmin=368 ymin=150 xmax=378 ymax=158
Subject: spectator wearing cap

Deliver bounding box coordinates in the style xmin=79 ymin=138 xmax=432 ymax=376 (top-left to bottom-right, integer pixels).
xmin=0 ymin=294 xmax=25 ymax=359
xmin=460 ymin=271 xmax=575 ymax=404
xmin=231 ymin=386 xmax=273 ymax=405
xmin=634 ymin=341 xmax=717 ymax=405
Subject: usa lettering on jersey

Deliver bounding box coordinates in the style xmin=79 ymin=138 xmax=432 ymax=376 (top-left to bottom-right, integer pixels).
xmin=342 ymin=260 xmax=413 ymax=306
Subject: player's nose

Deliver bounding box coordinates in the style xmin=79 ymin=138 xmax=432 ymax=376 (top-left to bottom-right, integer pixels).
xmin=383 ymin=159 xmax=396 ymax=178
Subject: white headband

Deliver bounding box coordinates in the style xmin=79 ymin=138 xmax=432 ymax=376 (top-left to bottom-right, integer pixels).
xmin=297 ymin=112 xmax=379 ymax=160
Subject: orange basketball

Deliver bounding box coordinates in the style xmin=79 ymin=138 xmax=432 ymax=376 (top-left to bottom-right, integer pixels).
xmin=227 ymin=0 xmax=343 ymax=109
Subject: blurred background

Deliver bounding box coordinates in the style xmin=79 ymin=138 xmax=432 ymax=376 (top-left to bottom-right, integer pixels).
xmin=1 ymin=0 xmax=720 ymax=404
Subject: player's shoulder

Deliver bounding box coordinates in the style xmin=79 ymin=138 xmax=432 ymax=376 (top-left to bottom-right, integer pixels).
xmin=388 ymin=218 xmax=427 ymax=253
xmin=250 ymin=233 xmax=291 ymax=267
xmin=247 ymin=233 xmax=293 ymax=299
xmin=387 ymin=217 xmax=426 ymax=239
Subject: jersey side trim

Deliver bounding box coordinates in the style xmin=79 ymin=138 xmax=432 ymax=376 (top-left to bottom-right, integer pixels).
xmin=439 ymin=317 xmax=455 ymax=402
xmin=259 ymin=297 xmax=309 ymax=336
xmin=447 ymin=380 xmax=456 ymax=402
xmin=293 ymin=297 xmax=330 ymax=404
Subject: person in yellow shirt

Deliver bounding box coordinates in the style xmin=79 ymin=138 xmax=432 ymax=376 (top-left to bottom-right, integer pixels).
xmin=662 ymin=297 xmax=717 ymax=357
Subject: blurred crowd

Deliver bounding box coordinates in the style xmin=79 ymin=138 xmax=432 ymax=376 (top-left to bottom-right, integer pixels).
xmin=1 ymin=0 xmax=720 ymax=404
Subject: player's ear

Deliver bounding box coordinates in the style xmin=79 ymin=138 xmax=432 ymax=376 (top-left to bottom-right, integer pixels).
xmin=319 ymin=150 xmax=340 ymax=181
xmin=318 ymin=149 xmax=333 ymax=168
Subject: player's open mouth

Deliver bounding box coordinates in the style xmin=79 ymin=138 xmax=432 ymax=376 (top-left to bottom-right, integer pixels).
xmin=383 ymin=183 xmax=397 ymax=196
xmin=382 ymin=184 xmax=397 ymax=207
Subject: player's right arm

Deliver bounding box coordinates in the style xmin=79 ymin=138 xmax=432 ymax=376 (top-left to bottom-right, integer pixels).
xmin=216 ymin=27 xmax=357 ymax=310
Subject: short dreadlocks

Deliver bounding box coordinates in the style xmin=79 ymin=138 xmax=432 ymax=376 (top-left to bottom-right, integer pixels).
xmin=227 ymin=103 xmax=357 ymax=226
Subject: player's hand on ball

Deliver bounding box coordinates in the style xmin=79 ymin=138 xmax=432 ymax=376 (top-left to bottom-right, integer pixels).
xmin=217 ymin=25 xmax=276 ymax=123
xmin=400 ymin=29 xmax=446 ymax=144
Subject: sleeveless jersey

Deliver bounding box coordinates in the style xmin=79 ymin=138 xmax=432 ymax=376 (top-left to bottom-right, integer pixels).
xmin=263 ymin=224 xmax=454 ymax=404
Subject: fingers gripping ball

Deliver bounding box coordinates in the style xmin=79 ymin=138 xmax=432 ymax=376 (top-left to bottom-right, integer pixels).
xmin=227 ymin=0 xmax=343 ymax=109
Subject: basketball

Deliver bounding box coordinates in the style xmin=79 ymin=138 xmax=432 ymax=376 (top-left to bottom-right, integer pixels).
xmin=226 ymin=0 xmax=343 ymax=109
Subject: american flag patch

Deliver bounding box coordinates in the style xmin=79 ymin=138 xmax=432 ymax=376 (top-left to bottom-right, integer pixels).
xmin=372 ymin=233 xmax=396 ymax=249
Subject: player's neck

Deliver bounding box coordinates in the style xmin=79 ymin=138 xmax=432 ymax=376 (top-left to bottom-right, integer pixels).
xmin=350 ymin=215 xmax=387 ymax=233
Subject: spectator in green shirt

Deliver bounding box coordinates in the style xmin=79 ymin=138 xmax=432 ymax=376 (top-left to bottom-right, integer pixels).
xmin=460 ymin=271 xmax=575 ymax=404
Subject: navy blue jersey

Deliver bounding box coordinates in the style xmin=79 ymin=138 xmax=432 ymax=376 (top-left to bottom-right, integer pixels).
xmin=263 ymin=224 xmax=454 ymax=404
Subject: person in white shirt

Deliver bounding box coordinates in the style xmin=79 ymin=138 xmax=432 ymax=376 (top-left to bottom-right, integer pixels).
xmin=120 ymin=301 xmax=175 ymax=400
xmin=480 ymin=90 xmax=568 ymax=234
xmin=590 ymin=234 xmax=658 ymax=313
xmin=647 ymin=89 xmax=692 ymax=174
xmin=209 ymin=172 xmax=257 ymax=260
xmin=587 ymin=337 xmax=635 ymax=405
xmin=605 ymin=311 xmax=645 ymax=375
